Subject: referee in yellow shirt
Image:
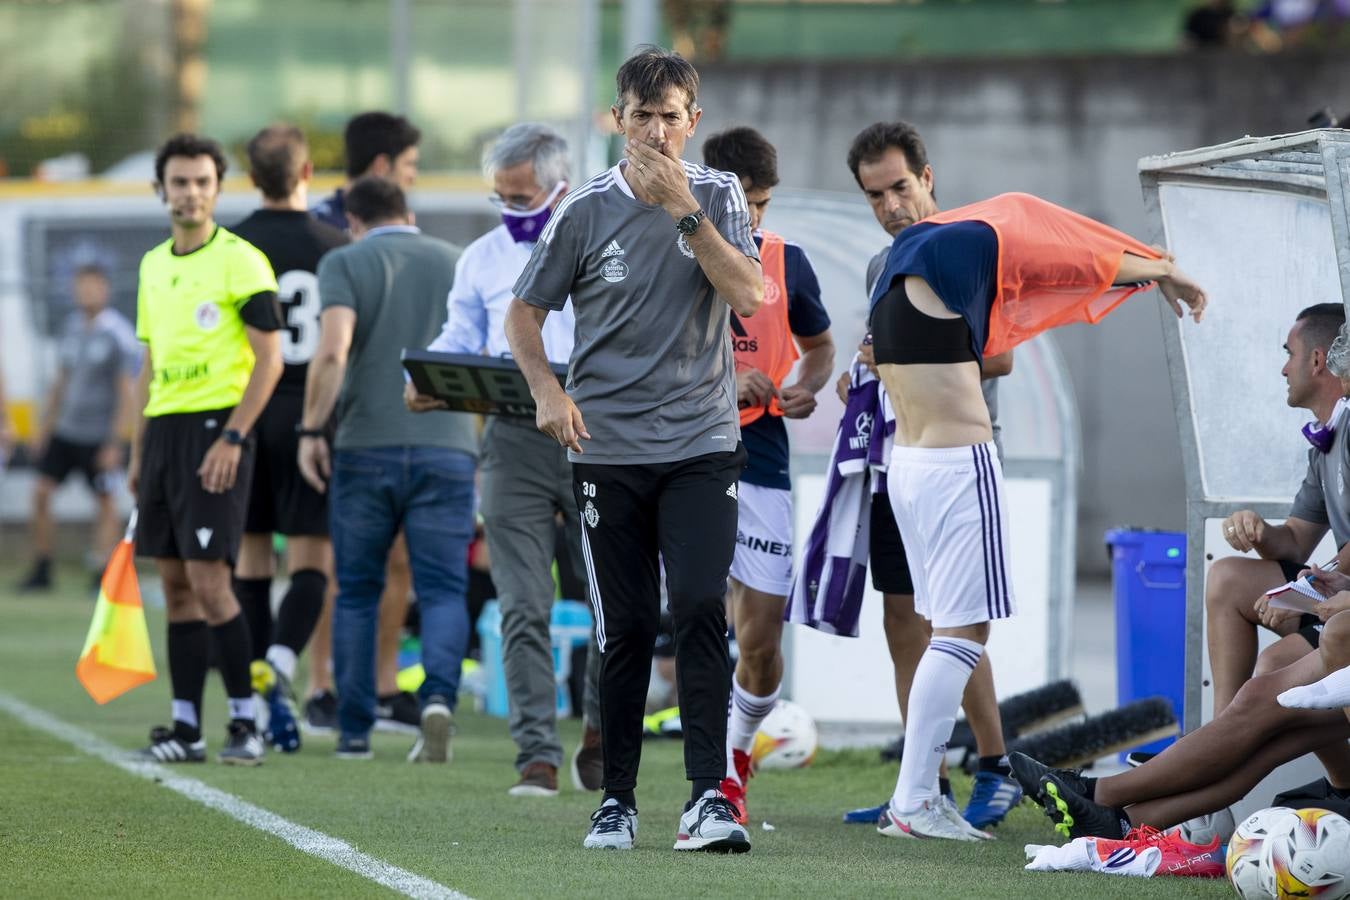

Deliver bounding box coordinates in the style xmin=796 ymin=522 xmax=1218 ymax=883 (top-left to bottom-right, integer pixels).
xmin=130 ymin=134 xmax=284 ymax=766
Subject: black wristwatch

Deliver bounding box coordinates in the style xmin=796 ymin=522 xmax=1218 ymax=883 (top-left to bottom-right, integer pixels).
xmin=222 ymin=428 xmax=246 ymax=446
xmin=675 ymin=208 xmax=706 ymax=235
xmin=295 ymin=425 xmax=325 ymax=439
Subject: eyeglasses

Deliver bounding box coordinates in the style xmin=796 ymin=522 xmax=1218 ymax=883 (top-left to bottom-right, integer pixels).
xmin=488 ymin=181 xmax=564 ymax=212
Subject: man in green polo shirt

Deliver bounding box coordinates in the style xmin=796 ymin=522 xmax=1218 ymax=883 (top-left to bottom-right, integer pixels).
xmin=130 ymin=133 xmax=284 ymax=766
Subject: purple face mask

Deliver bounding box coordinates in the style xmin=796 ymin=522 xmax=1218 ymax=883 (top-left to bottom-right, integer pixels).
xmin=501 ymin=182 xmax=565 ymax=244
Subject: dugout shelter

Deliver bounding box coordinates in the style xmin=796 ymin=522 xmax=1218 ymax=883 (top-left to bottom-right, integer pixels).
xmin=1141 ymin=130 xmax=1350 ymax=770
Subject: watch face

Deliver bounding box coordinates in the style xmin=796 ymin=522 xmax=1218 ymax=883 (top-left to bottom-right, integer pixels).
xmin=678 ymin=213 xmax=700 ymax=234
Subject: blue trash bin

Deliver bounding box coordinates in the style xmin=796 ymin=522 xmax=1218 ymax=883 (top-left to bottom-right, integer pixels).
xmin=476 ymin=599 xmax=593 ymax=719
xmin=1105 ymin=528 xmax=1186 ymax=760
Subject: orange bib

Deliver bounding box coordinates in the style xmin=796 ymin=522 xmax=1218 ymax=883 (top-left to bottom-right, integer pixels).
xmin=734 ymin=231 xmax=798 ymax=426
xmin=923 ymin=193 xmax=1163 ymax=357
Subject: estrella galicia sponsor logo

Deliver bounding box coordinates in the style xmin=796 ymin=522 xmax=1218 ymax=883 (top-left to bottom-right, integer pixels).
xmin=194 ymin=300 xmax=220 ymax=330
xmin=676 ymin=234 xmax=695 ymax=259
xmin=583 ymin=500 xmax=600 ymax=527
xmin=601 ymin=258 xmax=629 ymax=283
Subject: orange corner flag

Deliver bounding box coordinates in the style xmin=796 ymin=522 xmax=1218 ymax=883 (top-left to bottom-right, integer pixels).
xmin=76 ymin=514 xmax=155 ymax=704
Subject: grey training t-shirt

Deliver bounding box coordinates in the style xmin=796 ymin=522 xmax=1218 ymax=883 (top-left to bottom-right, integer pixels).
xmin=53 ymin=309 xmax=141 ymax=445
xmin=514 ymin=161 xmax=759 ymax=465
xmin=1289 ymin=402 xmax=1350 ymax=545
xmin=318 ymin=228 xmax=477 ymax=456
xmin=866 ymin=246 xmax=1002 ymax=455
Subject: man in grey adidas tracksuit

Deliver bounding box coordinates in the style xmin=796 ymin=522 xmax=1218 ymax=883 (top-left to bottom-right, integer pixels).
xmin=506 ymin=47 xmax=762 ymax=853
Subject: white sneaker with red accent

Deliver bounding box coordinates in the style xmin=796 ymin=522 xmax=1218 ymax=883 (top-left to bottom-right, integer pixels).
xmin=674 ymin=790 xmax=751 ymax=853
xmin=878 ymin=800 xmax=981 ymax=841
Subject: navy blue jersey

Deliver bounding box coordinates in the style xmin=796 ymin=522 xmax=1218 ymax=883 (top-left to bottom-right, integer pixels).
xmin=741 ymin=236 xmax=831 ymax=490
xmin=868 ymin=220 xmax=999 ymax=362
xmin=310 ymin=188 xmax=347 ymax=233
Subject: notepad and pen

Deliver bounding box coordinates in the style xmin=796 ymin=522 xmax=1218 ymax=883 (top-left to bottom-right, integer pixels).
xmin=1265 ymin=559 xmax=1341 ymax=613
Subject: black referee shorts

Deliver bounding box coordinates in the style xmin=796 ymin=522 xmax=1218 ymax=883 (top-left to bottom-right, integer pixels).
xmin=869 ymin=490 xmax=915 ymax=596
xmin=245 ymin=390 xmax=329 ymax=537
xmin=136 ymin=408 xmax=254 ymax=565
xmin=37 ymin=435 xmax=112 ymax=495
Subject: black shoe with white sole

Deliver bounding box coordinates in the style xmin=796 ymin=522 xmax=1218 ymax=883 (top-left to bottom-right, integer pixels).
xmin=1125 ymin=751 xmax=1156 ymax=768
xmin=139 ymin=725 xmax=206 ymax=763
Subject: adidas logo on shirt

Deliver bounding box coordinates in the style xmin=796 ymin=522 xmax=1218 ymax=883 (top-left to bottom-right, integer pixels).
xmin=726 ymin=483 xmax=738 ymax=500
xmin=601 ymin=240 xmax=625 ymax=259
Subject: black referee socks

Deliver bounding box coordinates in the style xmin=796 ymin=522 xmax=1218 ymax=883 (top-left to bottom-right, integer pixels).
xmin=275 ymin=568 xmax=327 ymax=655
xmin=211 ymin=613 xmax=255 ymax=723
xmin=232 ymin=576 xmax=273 ymax=662
xmin=167 ymin=620 xmax=210 ymax=741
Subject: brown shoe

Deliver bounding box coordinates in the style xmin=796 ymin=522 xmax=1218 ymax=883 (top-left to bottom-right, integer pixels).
xmin=570 ymin=722 xmax=604 ymax=792
xmin=508 ymin=761 xmax=559 ymax=797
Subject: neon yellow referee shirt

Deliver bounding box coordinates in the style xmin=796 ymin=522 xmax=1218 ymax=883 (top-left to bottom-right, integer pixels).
xmin=135 ymin=227 xmax=278 ymax=417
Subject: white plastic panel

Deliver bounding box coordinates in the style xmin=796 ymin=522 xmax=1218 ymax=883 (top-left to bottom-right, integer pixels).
xmin=1159 ymin=182 xmax=1343 ymax=503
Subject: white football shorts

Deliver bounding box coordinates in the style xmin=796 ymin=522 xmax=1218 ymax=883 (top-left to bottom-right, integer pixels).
xmin=729 ymin=482 xmax=794 ymax=596
xmin=886 ymin=441 xmax=1015 ymax=628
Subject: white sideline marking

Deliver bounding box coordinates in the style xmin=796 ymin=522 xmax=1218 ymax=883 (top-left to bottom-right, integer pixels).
xmin=0 ymin=691 xmax=470 ymax=900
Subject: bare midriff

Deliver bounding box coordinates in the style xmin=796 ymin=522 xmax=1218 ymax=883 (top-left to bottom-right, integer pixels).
xmin=877 ymin=275 xmax=993 ymax=448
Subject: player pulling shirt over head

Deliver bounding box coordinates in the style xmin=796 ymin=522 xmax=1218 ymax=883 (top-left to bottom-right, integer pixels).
xmin=869 ymin=191 xmax=1207 ymax=842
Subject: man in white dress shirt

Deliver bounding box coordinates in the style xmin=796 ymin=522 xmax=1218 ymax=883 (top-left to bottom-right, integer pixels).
xmin=406 ymin=123 xmax=602 ymax=797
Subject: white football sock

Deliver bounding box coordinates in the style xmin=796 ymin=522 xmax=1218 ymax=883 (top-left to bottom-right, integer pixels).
xmin=171 ymin=699 xmax=199 ymax=730
xmin=227 ymin=696 xmax=257 ymax=722
xmin=893 ymin=637 xmax=983 ymax=814
xmin=266 ymin=644 xmax=298 ymax=683
xmin=725 ymin=679 xmax=779 ymax=781
xmin=1278 ymin=665 xmax=1350 ymax=709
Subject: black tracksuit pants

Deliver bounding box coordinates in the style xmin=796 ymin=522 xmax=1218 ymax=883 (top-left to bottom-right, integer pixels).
xmin=572 ymin=445 xmax=746 ymax=795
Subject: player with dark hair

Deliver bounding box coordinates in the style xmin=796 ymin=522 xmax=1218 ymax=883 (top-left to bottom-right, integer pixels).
xmin=131 ymin=132 xmax=284 ymax=765
xmin=231 ymin=125 xmax=349 ymax=753
xmin=868 ymin=186 xmax=1205 ymax=839
xmin=701 ymin=125 xmax=835 ymax=825
xmin=311 ymin=111 xmax=421 ymax=231
xmin=507 ymin=45 xmax=763 ymax=852
xmin=836 ymin=121 xmax=1021 ymax=834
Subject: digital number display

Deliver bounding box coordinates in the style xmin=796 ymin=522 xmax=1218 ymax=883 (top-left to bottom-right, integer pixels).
xmin=402 ymin=351 xmax=566 ymax=420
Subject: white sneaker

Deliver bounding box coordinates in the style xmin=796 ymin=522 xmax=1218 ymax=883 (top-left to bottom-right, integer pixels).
xmin=407 ymin=698 xmax=453 ymax=763
xmin=878 ymin=800 xmax=980 ymax=841
xmin=674 ymin=789 xmax=751 ymax=853
xmin=940 ymin=794 xmax=994 ymax=841
xmin=583 ymin=797 xmax=637 ymax=850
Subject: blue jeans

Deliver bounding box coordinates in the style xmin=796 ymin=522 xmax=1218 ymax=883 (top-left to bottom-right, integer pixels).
xmin=330 ymin=446 xmax=475 ymax=739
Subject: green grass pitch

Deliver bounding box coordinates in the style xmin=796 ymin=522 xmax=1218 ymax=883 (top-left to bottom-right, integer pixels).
xmin=0 ymin=564 xmax=1232 ymax=898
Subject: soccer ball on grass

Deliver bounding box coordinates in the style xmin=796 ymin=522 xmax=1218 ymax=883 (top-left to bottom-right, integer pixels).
xmin=751 ymin=700 xmax=818 ymax=770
